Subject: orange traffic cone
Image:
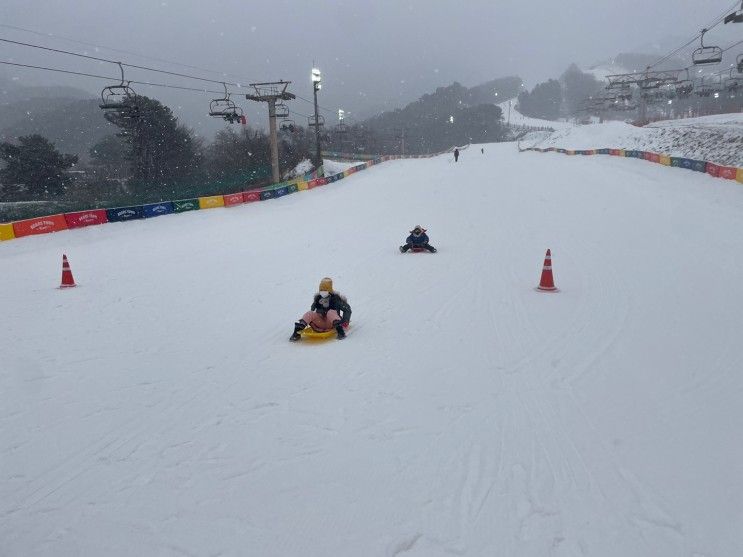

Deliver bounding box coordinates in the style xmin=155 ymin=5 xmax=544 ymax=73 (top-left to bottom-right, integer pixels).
xmin=536 ymin=249 xmax=558 ymax=292
xmin=60 ymin=254 xmax=76 ymax=288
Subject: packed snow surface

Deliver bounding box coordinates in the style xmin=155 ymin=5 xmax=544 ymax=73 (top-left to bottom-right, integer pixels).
xmin=2 ymin=145 xmax=743 ymax=556
xmin=528 ymin=113 xmax=743 ymax=166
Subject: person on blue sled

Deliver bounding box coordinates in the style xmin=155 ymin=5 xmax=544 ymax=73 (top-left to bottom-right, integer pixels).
xmin=290 ymin=277 xmax=352 ymax=341
xmin=399 ymin=225 xmax=437 ymax=253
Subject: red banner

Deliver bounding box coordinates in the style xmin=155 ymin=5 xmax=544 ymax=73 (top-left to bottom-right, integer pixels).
xmin=718 ymin=166 xmax=738 ymax=180
xmin=64 ymin=209 xmax=108 ymax=228
xmin=242 ymin=190 xmax=261 ymax=203
xmin=223 ymin=193 xmax=244 ymax=207
xmin=13 ymin=214 xmax=68 ymax=237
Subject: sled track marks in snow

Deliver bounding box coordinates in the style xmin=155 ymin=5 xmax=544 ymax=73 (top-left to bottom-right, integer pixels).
xmin=6 ymin=364 xmax=258 ymax=516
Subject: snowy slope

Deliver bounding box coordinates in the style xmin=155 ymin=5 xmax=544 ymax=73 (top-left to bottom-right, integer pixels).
xmin=527 ymin=114 xmax=743 ymax=166
xmin=2 ymin=145 xmax=743 ymax=556
xmin=497 ymin=100 xmax=574 ymax=131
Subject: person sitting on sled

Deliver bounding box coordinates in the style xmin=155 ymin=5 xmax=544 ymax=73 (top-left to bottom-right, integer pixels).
xmin=290 ymin=277 xmax=352 ymax=341
xmin=400 ymin=225 xmax=437 ymax=253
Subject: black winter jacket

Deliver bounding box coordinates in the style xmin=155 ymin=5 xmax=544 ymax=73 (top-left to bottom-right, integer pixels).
xmin=311 ymin=292 xmax=352 ymax=324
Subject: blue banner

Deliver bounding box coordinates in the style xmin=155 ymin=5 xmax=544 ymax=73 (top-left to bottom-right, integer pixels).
xmin=106 ymin=206 xmax=145 ymax=222
xmin=143 ymin=202 xmax=174 ymax=218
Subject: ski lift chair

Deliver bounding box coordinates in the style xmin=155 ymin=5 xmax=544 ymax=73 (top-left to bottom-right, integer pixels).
xmin=695 ymin=80 xmax=714 ymax=97
xmin=675 ymin=69 xmax=694 ymax=97
xmin=723 ymin=2 xmax=743 ymax=23
xmin=725 ymin=69 xmax=742 ymax=92
xmin=307 ymin=115 xmax=325 ymax=128
xmin=209 ymin=83 xmax=239 ymax=119
xmin=737 ymin=54 xmax=743 ymax=73
xmin=616 ymin=86 xmax=633 ymax=101
xmin=280 ymin=119 xmax=297 ymax=132
xmin=275 ymin=103 xmax=289 ymax=119
xmin=99 ymin=62 xmax=139 ymax=118
xmin=691 ymin=29 xmax=723 ymax=66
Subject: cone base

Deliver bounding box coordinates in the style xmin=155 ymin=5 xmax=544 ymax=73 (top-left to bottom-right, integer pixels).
xmin=535 ymin=286 xmax=559 ymax=292
xmin=59 ymin=284 xmax=76 ymax=289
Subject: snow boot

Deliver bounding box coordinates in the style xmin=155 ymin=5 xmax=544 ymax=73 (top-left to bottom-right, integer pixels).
xmin=335 ymin=323 xmax=346 ymax=340
xmin=399 ymin=245 xmax=409 ymax=253
xmin=290 ymin=320 xmax=306 ymax=342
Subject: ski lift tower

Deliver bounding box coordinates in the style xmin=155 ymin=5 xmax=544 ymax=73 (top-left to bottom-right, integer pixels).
xmin=245 ymin=81 xmax=296 ymax=184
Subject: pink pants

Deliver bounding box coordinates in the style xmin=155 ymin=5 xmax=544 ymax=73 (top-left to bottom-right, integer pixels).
xmin=302 ymin=310 xmax=340 ymax=332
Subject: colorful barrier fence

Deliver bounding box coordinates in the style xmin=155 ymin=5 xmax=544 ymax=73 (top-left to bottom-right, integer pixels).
xmin=522 ymin=146 xmax=743 ymax=185
xmin=0 ymin=154 xmax=455 ymax=243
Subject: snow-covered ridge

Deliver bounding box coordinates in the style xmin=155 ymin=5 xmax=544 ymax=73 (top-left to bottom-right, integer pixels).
xmin=525 ymin=113 xmax=743 ymax=167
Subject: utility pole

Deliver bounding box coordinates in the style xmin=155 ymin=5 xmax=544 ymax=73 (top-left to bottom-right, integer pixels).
xmin=310 ymin=67 xmax=323 ymax=171
xmin=245 ymin=81 xmax=295 ymax=184
xmin=394 ymin=127 xmax=407 ymax=156
xmin=336 ymin=109 xmax=348 ymax=154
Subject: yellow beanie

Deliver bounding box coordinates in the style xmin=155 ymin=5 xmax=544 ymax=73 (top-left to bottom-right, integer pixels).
xmin=319 ymin=277 xmax=334 ymax=292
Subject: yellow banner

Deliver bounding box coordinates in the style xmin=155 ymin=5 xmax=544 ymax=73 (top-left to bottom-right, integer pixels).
xmin=658 ymin=155 xmax=670 ymax=166
xmin=737 ymin=168 xmax=743 ymax=184
xmin=296 ymin=181 xmax=308 ymax=191
xmin=198 ymin=195 xmax=225 ymax=209
xmin=0 ymin=222 xmax=15 ymax=241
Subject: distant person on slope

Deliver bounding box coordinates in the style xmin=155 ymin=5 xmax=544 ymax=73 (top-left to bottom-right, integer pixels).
xmin=400 ymin=225 xmax=437 ymax=253
xmin=454 ymin=148 xmax=460 ymax=162
xmin=290 ymin=277 xmax=352 ymax=341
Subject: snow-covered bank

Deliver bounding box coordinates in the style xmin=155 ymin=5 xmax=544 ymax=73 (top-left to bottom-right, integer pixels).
xmin=2 ymin=144 xmax=742 ymax=556
xmin=527 ymin=113 xmax=743 ymax=166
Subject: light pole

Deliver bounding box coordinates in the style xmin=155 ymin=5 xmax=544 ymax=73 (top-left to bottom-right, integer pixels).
xmin=311 ymin=67 xmax=322 ymax=170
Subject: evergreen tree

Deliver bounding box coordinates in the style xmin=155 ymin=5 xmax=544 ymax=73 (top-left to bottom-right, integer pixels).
xmin=517 ymin=79 xmax=562 ymax=120
xmin=89 ymin=134 xmax=129 ymax=179
xmin=104 ymin=96 xmax=201 ymax=191
xmin=0 ymin=134 xmax=78 ymax=199
xmin=561 ymin=64 xmax=603 ymax=116
xmin=205 ymin=127 xmax=271 ymax=182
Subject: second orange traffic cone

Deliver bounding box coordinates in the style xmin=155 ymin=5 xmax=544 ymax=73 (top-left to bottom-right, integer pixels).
xmin=60 ymin=254 xmax=76 ymax=288
xmin=536 ymin=249 xmax=558 ymax=292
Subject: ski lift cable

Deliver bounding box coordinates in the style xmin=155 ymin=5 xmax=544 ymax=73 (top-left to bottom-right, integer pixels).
xmin=0 ymin=37 xmax=250 ymax=88
xmin=293 ymin=93 xmax=336 ymax=115
xmin=0 ymin=60 xmax=245 ymax=96
xmin=647 ymin=0 xmax=740 ymax=70
xmin=0 ymin=23 xmax=246 ymax=82
xmin=1 ymin=28 xmax=341 ymax=116
xmin=722 ymin=38 xmax=743 ymax=52
xmin=289 ymin=108 xmax=313 ymax=119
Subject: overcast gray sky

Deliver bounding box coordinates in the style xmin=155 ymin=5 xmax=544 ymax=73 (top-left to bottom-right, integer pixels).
xmin=1 ymin=0 xmax=740 ymax=133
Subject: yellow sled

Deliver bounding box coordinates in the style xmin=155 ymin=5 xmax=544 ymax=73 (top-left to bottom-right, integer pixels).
xmin=300 ymin=323 xmax=349 ymax=340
